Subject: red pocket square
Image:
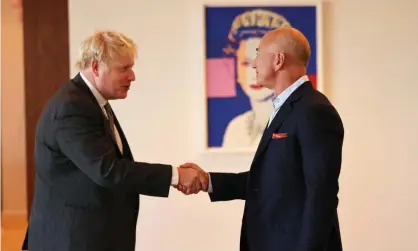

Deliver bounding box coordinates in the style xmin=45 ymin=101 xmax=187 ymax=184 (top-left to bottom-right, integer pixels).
xmin=272 ymin=133 xmax=288 ymax=139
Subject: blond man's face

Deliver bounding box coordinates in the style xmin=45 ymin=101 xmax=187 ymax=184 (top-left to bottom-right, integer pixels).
xmin=95 ymin=55 xmax=136 ymax=100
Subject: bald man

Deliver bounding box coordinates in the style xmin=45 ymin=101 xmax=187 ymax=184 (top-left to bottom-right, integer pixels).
xmin=180 ymin=27 xmax=344 ymax=251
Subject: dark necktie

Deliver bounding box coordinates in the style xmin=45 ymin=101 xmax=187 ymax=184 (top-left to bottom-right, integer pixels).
xmin=103 ymin=103 xmax=122 ymax=153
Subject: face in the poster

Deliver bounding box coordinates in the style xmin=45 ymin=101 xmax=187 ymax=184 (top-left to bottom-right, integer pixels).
xmin=236 ymin=37 xmax=273 ymax=101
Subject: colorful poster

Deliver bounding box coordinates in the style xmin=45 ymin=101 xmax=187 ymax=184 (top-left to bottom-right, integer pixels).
xmin=205 ymin=5 xmax=321 ymax=151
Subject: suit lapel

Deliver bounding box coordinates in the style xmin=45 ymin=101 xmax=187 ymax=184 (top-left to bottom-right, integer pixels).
xmin=72 ymin=73 xmax=101 ymax=110
xmin=71 ymin=73 xmax=134 ymax=160
xmin=72 ymin=74 xmax=116 ymax=146
xmin=253 ymin=103 xmax=292 ymax=160
xmin=104 ymin=104 xmax=134 ymax=160
xmin=253 ymin=82 xmax=312 ymax=160
xmin=112 ymin=113 xmax=134 ymax=160
xmin=103 ymin=118 xmax=118 ymax=147
xmin=102 ymin=108 xmax=132 ymax=159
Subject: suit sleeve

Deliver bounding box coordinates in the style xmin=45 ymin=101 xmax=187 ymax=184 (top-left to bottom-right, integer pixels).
xmin=53 ymin=98 xmax=172 ymax=197
xmin=297 ymin=104 xmax=344 ymax=251
xmin=208 ymin=172 xmax=249 ymax=201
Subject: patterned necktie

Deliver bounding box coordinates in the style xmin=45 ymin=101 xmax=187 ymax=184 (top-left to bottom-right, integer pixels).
xmin=103 ymin=103 xmax=123 ymax=153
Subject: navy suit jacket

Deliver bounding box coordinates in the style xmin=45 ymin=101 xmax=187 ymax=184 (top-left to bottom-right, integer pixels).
xmin=209 ymin=82 xmax=344 ymax=251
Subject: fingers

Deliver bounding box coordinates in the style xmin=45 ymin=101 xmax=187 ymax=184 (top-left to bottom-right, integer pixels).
xmin=177 ymin=176 xmax=207 ymax=195
xmin=176 ymin=171 xmax=205 ymax=195
xmin=188 ymin=174 xmax=202 ymax=194
xmin=198 ymin=172 xmax=208 ymax=192
xmin=176 ymin=167 xmax=198 ymax=194
xmin=179 ymin=162 xmax=195 ymax=169
xmin=176 ymin=184 xmax=187 ymax=193
xmin=175 ymin=162 xmax=209 ymax=195
xmin=180 ymin=162 xmax=203 ymax=174
xmin=192 ymin=178 xmax=202 ymax=194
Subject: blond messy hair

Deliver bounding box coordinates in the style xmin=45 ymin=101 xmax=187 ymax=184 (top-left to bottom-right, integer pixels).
xmin=75 ymin=30 xmax=137 ymax=70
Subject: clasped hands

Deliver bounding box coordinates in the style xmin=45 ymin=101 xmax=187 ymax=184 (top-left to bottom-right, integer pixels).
xmin=174 ymin=163 xmax=209 ymax=195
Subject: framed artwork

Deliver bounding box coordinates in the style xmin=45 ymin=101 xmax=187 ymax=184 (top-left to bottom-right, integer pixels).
xmin=203 ymin=2 xmax=323 ymax=153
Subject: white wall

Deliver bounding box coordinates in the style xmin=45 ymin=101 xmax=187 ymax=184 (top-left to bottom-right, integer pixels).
xmin=69 ymin=1 xmax=418 ymax=250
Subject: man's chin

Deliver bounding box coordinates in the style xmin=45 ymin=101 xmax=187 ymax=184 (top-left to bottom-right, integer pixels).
xmin=116 ymin=92 xmax=128 ymax=99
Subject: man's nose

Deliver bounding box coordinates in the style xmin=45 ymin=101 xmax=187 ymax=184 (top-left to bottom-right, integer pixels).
xmin=130 ymin=70 xmax=135 ymax=81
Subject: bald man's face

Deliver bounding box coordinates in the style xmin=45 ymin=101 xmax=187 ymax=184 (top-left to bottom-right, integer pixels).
xmin=251 ymin=36 xmax=277 ymax=89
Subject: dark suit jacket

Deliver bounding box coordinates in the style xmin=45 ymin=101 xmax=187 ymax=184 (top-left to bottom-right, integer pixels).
xmin=22 ymin=73 xmax=173 ymax=251
xmin=209 ymin=82 xmax=344 ymax=251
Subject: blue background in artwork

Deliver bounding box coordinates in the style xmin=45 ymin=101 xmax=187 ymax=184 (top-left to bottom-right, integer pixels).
xmin=206 ymin=6 xmax=317 ymax=147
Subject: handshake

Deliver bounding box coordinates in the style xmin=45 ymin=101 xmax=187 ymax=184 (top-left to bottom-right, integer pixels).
xmin=174 ymin=163 xmax=209 ymax=195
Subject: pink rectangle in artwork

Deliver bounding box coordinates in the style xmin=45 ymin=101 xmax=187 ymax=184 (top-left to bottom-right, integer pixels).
xmin=206 ymin=58 xmax=236 ymax=98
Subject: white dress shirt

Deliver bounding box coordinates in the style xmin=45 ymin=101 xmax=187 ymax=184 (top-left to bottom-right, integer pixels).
xmin=207 ymin=75 xmax=309 ymax=193
xmin=267 ymin=75 xmax=308 ymax=127
xmin=80 ymin=72 xmax=179 ymax=185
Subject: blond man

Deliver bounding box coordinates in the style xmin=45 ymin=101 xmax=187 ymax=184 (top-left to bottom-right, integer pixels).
xmin=22 ymin=31 xmax=207 ymax=251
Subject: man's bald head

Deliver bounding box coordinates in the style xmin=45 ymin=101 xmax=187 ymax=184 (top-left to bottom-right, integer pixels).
xmin=263 ymin=27 xmax=311 ymax=67
xmin=252 ymin=27 xmax=311 ymax=93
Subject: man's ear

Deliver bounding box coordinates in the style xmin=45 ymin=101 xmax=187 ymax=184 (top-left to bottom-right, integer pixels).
xmin=273 ymin=52 xmax=285 ymax=71
xmin=91 ymin=60 xmax=100 ymax=76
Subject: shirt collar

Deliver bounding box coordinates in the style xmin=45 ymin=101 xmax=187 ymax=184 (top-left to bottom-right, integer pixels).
xmin=272 ymin=75 xmax=309 ymax=111
xmin=80 ymin=72 xmax=107 ymax=108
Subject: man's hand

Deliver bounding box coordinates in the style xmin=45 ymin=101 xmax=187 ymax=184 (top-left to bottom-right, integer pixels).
xmin=175 ymin=162 xmax=208 ymax=195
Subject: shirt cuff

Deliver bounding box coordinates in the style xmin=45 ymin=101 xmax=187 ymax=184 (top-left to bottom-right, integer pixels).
xmin=207 ymin=173 xmax=213 ymax=193
xmin=171 ymin=165 xmax=179 ymax=185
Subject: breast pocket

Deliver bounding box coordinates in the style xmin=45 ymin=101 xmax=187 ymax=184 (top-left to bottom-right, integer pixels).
xmin=265 ymin=134 xmax=299 ymax=175
xmin=268 ymin=134 xmax=294 ymax=155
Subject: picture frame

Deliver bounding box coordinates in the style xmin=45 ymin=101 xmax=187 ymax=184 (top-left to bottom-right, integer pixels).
xmin=202 ymin=1 xmax=323 ymax=153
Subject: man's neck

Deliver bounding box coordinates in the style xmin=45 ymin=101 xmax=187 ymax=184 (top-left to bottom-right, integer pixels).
xmin=79 ymin=71 xmax=108 ymax=107
xmin=273 ymin=71 xmax=306 ymax=96
xmin=80 ymin=70 xmax=94 ymax=85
